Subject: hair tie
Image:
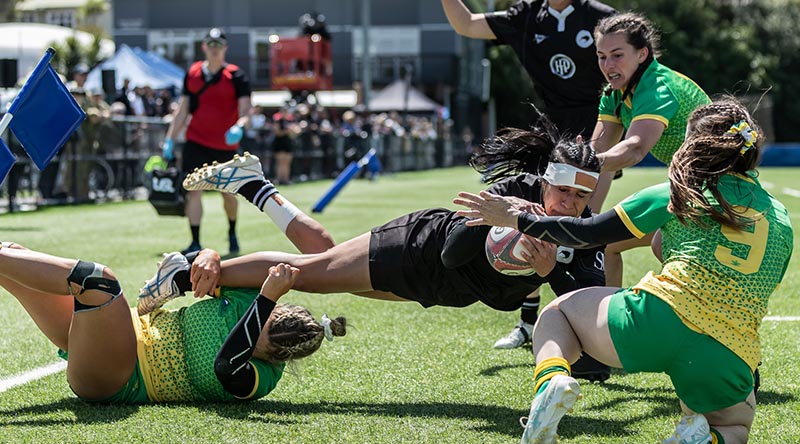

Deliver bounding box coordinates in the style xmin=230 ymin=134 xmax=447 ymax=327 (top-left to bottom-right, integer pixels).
xmin=320 ymin=314 xmax=334 ymax=341
xmin=725 ymin=120 xmax=758 ymax=155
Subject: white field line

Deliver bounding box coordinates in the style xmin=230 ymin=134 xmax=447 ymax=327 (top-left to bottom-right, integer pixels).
xmin=761 ymin=181 xmax=800 ymax=198
xmin=781 ymin=188 xmax=800 ymax=198
xmin=0 ymin=361 xmax=67 ymax=393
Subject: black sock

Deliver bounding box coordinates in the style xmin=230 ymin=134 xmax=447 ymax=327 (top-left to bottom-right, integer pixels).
xmin=228 ymin=219 xmax=237 ymax=237
xmin=238 ymin=180 xmax=277 ymax=212
xmin=520 ymin=297 xmax=540 ymax=325
xmin=184 ymin=251 xmax=200 ymax=264
xmin=174 ymin=270 xmax=192 ymax=293
xmin=190 ymin=225 xmax=200 ymax=245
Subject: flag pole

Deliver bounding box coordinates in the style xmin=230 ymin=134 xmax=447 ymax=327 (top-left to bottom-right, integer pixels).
xmin=8 ymin=48 xmax=56 ymax=116
xmin=0 ymin=112 xmax=12 ymax=136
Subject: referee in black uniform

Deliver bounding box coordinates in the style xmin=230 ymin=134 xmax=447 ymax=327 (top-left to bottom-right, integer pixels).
xmin=442 ymin=0 xmax=615 ymax=380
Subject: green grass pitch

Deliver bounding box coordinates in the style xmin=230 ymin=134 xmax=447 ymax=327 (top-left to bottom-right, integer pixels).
xmin=0 ymin=167 xmax=797 ymax=443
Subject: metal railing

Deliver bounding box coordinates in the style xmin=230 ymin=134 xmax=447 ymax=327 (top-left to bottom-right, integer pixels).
xmin=1 ymin=117 xmax=468 ymax=213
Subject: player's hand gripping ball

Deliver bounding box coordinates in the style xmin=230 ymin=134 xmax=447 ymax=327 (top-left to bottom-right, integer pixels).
xmin=485 ymin=226 xmax=536 ymax=276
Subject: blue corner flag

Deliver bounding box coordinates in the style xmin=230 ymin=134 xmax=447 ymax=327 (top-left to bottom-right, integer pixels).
xmin=0 ymin=48 xmax=85 ymax=181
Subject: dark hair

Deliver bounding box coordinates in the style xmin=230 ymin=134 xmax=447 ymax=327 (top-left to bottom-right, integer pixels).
xmin=261 ymin=304 xmax=347 ymax=363
xmin=595 ymin=12 xmax=660 ymax=117
xmin=668 ymin=97 xmax=763 ymax=230
xmin=469 ymin=111 xmax=600 ymax=183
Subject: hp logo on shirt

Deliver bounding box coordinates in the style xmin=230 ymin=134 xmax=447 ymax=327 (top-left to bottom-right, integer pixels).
xmin=550 ymin=54 xmax=576 ymax=79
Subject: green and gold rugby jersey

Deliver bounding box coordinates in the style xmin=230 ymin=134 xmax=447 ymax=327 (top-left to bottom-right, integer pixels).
xmin=598 ymin=59 xmax=710 ymax=165
xmin=134 ymin=287 xmax=284 ymax=402
xmin=613 ymin=173 xmax=793 ymax=370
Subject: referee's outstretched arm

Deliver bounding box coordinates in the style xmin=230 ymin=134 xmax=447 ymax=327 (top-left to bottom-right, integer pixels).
xmin=442 ymin=0 xmax=497 ymax=39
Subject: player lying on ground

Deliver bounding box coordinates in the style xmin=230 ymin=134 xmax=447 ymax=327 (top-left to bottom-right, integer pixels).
xmin=0 ymin=242 xmax=345 ymax=403
xmin=455 ymin=98 xmax=793 ymax=444
xmin=138 ymin=120 xmax=611 ymax=379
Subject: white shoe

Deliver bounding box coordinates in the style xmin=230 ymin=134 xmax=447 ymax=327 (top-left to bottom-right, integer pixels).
xmin=137 ymin=252 xmax=190 ymax=315
xmin=182 ymin=152 xmax=265 ymax=194
xmin=520 ymin=375 xmax=580 ymax=444
xmin=494 ymin=321 xmax=534 ymax=349
xmin=661 ymin=414 xmax=712 ymax=444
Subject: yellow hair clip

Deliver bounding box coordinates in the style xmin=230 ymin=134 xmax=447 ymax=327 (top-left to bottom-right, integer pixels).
xmin=726 ymin=120 xmax=758 ymax=155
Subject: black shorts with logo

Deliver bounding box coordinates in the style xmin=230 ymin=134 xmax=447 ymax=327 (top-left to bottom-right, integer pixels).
xmin=181 ymin=140 xmax=239 ymax=176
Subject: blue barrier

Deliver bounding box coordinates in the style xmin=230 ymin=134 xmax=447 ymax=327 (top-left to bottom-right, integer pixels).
xmin=632 ymin=144 xmax=800 ymax=167
xmin=759 ymin=144 xmax=800 ymax=166
xmin=312 ymin=148 xmax=378 ymax=213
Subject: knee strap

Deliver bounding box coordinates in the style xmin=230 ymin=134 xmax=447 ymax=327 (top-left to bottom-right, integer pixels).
xmin=67 ymin=260 xmax=123 ymax=313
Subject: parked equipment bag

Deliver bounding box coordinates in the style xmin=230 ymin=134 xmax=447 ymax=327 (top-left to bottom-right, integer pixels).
xmin=148 ymin=165 xmax=185 ymax=217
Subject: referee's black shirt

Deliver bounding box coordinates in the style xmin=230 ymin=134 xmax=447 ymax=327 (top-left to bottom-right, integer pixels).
xmin=485 ymin=0 xmax=616 ymax=133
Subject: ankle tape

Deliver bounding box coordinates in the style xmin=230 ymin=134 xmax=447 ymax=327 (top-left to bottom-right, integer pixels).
xmin=67 ymin=260 xmax=123 ymax=313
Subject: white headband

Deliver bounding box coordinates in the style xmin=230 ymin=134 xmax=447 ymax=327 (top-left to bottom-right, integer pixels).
xmin=542 ymin=163 xmax=599 ymax=192
xmin=321 ymin=314 xmax=334 ymax=341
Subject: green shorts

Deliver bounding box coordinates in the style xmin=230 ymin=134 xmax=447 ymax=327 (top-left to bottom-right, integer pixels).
xmin=607 ymin=289 xmax=754 ymax=413
xmin=57 ymin=349 xmax=150 ymax=404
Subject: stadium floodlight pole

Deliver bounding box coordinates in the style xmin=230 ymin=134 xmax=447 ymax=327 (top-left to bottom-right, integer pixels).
xmin=361 ymin=0 xmax=372 ymax=111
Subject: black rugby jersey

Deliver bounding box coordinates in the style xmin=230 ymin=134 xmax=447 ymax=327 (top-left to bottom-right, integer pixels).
xmin=369 ymin=174 xmax=605 ymax=311
xmin=440 ymin=174 xmax=606 ymax=310
xmin=485 ymin=0 xmax=615 ymax=111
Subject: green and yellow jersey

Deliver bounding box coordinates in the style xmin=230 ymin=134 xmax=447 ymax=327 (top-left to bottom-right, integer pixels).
xmin=598 ymin=59 xmax=711 ymax=164
xmin=614 ymin=173 xmax=794 ymax=370
xmin=132 ymin=287 xmax=284 ymax=402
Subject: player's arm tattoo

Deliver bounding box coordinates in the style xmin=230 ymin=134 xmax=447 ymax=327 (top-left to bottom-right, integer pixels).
xmin=517 ymin=210 xmax=634 ymax=248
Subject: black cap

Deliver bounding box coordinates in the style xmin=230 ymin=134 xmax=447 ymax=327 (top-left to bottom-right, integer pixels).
xmin=204 ymin=28 xmax=228 ymax=45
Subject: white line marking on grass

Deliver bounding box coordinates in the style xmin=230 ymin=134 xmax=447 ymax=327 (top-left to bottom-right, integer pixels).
xmin=781 ymin=187 xmax=800 ymax=198
xmin=0 ymin=361 xmax=67 ymax=393
xmin=763 ymin=316 xmax=800 ymax=322
xmin=760 ymin=181 xmax=800 ymax=198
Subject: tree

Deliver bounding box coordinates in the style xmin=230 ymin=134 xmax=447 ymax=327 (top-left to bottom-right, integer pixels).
xmin=0 ymin=0 xmax=17 ymax=21
xmin=49 ymin=32 xmax=104 ymax=80
xmin=77 ymin=0 xmax=110 ymax=38
xmin=741 ymin=0 xmax=800 ymax=141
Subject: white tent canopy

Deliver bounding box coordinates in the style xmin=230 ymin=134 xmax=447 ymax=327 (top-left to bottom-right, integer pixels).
xmin=368 ymin=80 xmax=441 ymax=113
xmin=0 ymin=22 xmax=115 ymax=83
xmin=84 ymin=44 xmax=184 ymax=91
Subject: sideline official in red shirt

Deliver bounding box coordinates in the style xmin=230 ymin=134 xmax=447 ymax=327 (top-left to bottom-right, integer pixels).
xmin=163 ymin=27 xmax=252 ymax=255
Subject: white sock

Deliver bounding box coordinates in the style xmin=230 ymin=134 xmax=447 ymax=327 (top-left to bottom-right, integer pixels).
xmin=263 ymin=194 xmax=302 ymax=233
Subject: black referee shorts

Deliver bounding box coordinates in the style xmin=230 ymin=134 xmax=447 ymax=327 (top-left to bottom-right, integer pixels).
xmin=181 ymin=140 xmax=239 ymax=176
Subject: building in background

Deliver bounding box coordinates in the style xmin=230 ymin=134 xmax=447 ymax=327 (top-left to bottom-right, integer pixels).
xmin=112 ymin=0 xmax=487 ymax=137
xmin=15 ymin=0 xmax=112 ymax=35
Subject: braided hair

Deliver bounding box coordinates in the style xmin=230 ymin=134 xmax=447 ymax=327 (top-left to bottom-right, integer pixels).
xmin=668 ymin=97 xmax=763 ymax=230
xmin=469 ymin=109 xmax=600 ymax=183
xmin=260 ymin=304 xmax=347 ymax=363
xmin=595 ymin=13 xmax=660 ymax=118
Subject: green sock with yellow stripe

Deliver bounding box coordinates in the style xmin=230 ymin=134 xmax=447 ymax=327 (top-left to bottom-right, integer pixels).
xmin=533 ymin=357 xmax=571 ymax=396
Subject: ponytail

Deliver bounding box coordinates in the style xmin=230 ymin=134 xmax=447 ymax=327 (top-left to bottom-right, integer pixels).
xmin=469 ymin=126 xmax=557 ymax=183
xmin=668 ymin=98 xmax=763 ymax=230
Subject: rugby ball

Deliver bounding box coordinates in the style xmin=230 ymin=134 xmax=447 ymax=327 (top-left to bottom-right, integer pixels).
xmin=485 ymin=226 xmax=536 ymax=276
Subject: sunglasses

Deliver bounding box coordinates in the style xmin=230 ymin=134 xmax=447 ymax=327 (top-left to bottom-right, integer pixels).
xmin=206 ymin=41 xmax=226 ymax=48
